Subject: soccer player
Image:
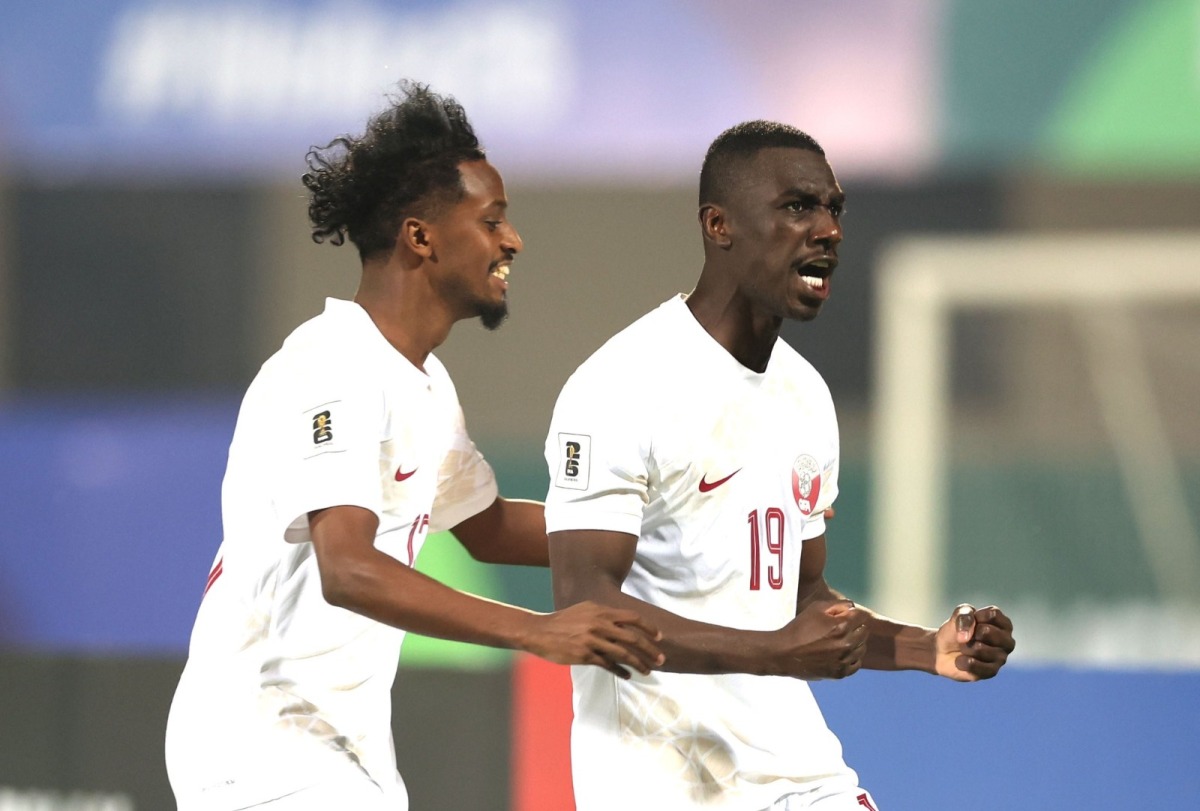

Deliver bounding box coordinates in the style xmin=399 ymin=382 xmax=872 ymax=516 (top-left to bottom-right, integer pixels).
xmin=164 ymin=82 xmax=663 ymax=811
xmin=544 ymin=122 xmax=1015 ymax=810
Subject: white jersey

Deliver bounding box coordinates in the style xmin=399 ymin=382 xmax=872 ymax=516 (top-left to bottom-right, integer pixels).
xmin=545 ymin=295 xmax=856 ymax=810
xmin=166 ymin=298 xmax=498 ymax=810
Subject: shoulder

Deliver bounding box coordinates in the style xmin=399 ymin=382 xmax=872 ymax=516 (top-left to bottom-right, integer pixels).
xmin=566 ymin=298 xmax=680 ymax=388
xmin=773 ymin=339 xmax=829 ymax=385
xmin=423 ymin=353 xmax=460 ymax=399
xmin=258 ymin=312 xmax=379 ymax=400
xmin=549 ymin=305 xmax=674 ymax=430
xmin=269 ymin=308 xmax=343 ymax=366
xmin=770 ymin=340 xmax=835 ymax=407
xmin=423 ymin=352 xmax=450 ymax=381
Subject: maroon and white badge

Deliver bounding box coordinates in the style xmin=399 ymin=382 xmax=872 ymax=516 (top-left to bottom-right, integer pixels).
xmin=791 ymin=454 xmax=821 ymax=515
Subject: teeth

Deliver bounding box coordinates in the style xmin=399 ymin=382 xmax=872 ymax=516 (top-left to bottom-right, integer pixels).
xmin=492 ymin=266 xmax=509 ymax=280
xmin=810 ymin=259 xmax=830 ymax=268
xmin=801 ymin=276 xmax=825 ymax=289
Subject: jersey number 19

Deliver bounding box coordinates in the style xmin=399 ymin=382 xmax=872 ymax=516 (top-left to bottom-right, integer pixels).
xmin=747 ymin=508 xmax=785 ymax=590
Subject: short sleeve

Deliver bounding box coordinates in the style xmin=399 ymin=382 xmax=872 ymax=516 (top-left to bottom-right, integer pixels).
xmin=543 ymin=370 xmax=648 ymax=537
xmin=428 ymin=401 xmax=499 ymax=533
xmin=798 ymin=382 xmax=840 ymax=542
xmin=271 ymin=370 xmax=386 ymax=543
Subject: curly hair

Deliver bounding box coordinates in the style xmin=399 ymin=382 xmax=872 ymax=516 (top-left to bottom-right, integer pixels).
xmin=698 ymin=120 xmax=825 ymax=207
xmin=302 ymin=81 xmax=486 ymax=260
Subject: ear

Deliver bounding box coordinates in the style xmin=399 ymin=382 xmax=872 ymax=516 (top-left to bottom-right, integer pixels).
xmin=397 ymin=217 xmax=435 ymax=259
xmin=699 ymin=204 xmax=732 ymax=249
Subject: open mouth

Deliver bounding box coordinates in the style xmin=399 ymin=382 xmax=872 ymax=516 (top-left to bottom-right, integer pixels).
xmin=490 ymin=265 xmax=510 ymax=281
xmin=797 ymin=257 xmax=836 ymax=291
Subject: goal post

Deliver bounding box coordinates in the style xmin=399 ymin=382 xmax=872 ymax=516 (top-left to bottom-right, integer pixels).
xmin=870 ymin=234 xmax=1200 ymax=634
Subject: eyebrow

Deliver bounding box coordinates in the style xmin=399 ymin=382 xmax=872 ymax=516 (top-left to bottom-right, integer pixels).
xmin=781 ymin=186 xmax=845 ymax=204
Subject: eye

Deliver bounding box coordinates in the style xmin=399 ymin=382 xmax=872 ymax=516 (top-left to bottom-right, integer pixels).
xmin=484 ymin=219 xmax=502 ymax=231
xmin=785 ymin=199 xmax=845 ymax=218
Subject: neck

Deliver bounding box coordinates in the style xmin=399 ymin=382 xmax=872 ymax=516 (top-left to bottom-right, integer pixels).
xmin=686 ymin=270 xmax=781 ymax=373
xmin=353 ymin=257 xmax=455 ymax=370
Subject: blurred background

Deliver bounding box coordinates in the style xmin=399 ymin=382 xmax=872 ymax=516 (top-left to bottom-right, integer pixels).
xmin=1 ymin=0 xmax=1198 ymax=808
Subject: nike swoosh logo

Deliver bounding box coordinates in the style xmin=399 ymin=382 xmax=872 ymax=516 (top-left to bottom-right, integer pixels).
xmin=698 ymin=469 xmax=741 ymax=493
xmin=394 ymin=467 xmax=418 ymax=482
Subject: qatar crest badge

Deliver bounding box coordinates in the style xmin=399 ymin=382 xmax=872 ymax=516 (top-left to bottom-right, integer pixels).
xmin=791 ymin=454 xmax=822 ymax=515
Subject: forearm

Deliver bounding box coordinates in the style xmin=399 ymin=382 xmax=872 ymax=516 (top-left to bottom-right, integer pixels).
xmin=799 ymin=579 xmax=935 ymax=673
xmin=860 ymin=612 xmax=936 ymax=673
xmin=557 ymin=579 xmax=777 ymax=676
xmin=324 ymin=547 xmax=540 ymax=650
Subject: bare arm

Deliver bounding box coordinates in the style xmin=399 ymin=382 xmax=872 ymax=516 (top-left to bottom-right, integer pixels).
xmin=450 ymin=496 xmax=548 ymax=566
xmin=796 ymin=536 xmax=1015 ymax=681
xmin=550 ymin=528 xmax=868 ymax=679
xmin=309 ymin=505 xmax=663 ymax=677
xmin=795 ymin=535 xmax=935 ymax=672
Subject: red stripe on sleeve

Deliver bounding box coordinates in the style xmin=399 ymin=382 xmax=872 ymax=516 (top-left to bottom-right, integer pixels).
xmin=203 ymin=557 xmax=224 ymax=595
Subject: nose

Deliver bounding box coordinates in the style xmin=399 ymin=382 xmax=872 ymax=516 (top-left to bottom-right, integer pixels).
xmin=502 ymin=221 xmax=524 ymax=256
xmin=811 ymin=207 xmax=842 ymax=251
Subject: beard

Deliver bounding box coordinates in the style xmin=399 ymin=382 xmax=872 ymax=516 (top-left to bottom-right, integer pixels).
xmin=479 ymin=298 xmax=509 ymax=330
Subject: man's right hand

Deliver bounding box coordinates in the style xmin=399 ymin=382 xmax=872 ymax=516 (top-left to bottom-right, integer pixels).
xmin=521 ymin=601 xmax=665 ymax=679
xmin=773 ymin=599 xmax=868 ymax=680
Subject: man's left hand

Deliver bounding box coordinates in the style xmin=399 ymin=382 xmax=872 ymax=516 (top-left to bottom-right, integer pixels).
xmin=934 ymin=604 xmax=1015 ymax=682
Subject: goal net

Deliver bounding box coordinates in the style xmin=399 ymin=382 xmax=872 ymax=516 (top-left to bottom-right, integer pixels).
xmin=870 ymin=234 xmax=1200 ymax=667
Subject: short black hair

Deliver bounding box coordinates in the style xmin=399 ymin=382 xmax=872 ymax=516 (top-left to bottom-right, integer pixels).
xmin=698 ymin=121 xmax=825 ymax=206
xmin=302 ymin=81 xmax=486 ymax=260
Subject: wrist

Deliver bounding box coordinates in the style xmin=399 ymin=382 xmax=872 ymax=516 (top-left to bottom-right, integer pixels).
xmin=752 ymin=628 xmax=789 ymax=677
xmin=874 ymin=624 xmax=937 ymax=674
xmin=500 ymin=607 xmax=542 ymax=654
xmin=907 ymin=627 xmax=938 ymax=674
xmin=681 ymin=628 xmax=780 ymax=676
